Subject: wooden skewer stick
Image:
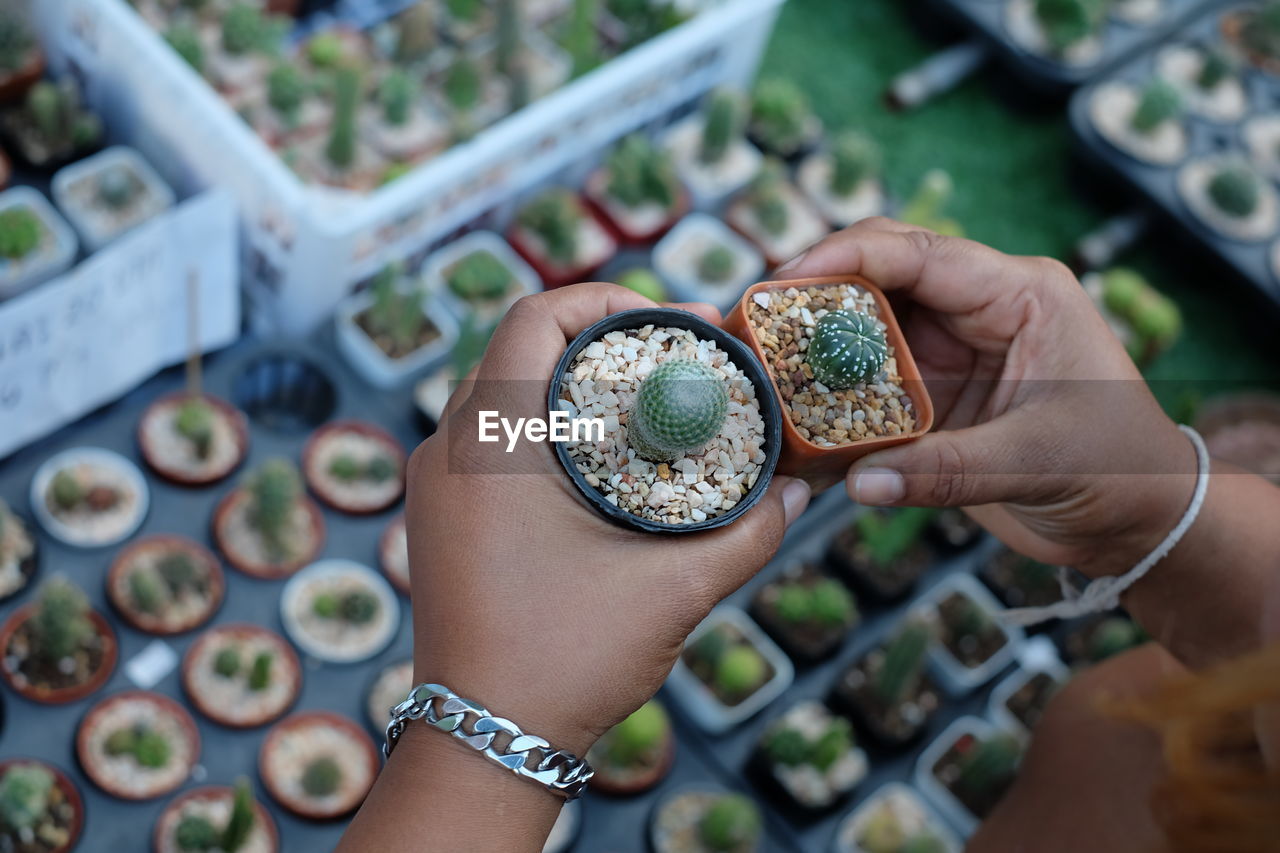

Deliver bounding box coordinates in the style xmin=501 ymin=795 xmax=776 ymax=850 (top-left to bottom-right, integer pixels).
xmin=186 ymin=271 xmax=202 ymax=399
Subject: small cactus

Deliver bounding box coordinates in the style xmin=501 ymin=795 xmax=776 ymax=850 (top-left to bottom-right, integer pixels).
xmin=340 ymin=590 xmax=379 ymax=624
xmin=830 ymin=131 xmax=881 ymax=197
xmin=165 ymin=23 xmax=204 ymax=72
xmin=774 ymin=584 xmax=813 ymax=624
xmin=856 ymin=507 xmax=936 ymax=567
xmin=105 ymin=727 xmax=138 ymax=756
xmin=875 ymin=620 xmax=932 ymax=706
xmin=0 ymin=15 xmax=33 ymax=75
xmin=447 ymin=0 xmax=483 ymax=23
xmin=700 ymin=89 xmax=745 ymax=166
xmin=605 ymin=700 xmax=669 ymax=766
xmin=955 ymin=733 xmax=1022 ymax=798
xmin=175 ymin=815 xmax=220 ymax=851
xmin=222 ymin=778 xmax=256 ymax=852
xmin=697 ymin=245 xmax=736 ymax=284
xmin=1197 ymin=49 xmax=1232 ymax=90
xmin=393 ymin=2 xmax=436 ymax=64
xmin=134 ymin=730 xmax=172 ymax=768
xmin=0 ymin=764 xmax=54 ymax=831
xmin=301 ymin=756 xmax=342 ymax=797
xmin=247 ymin=651 xmax=273 ymax=690
xmin=748 ymin=160 xmax=790 ymax=236
xmin=32 ymin=577 xmax=94 ymax=665
xmin=325 ymin=66 xmax=361 ymax=171
xmin=221 ymin=3 xmax=266 ymax=56
xmin=444 ymin=55 xmax=482 ymax=114
xmin=50 ymin=469 xmax=83 ymax=511
xmin=699 ymin=794 xmax=761 ymax=852
xmin=616 ymin=268 xmax=667 ymax=301
xmin=96 ymin=166 xmax=136 ymax=211
xmin=267 ymin=63 xmax=307 ymax=127
xmin=365 ymin=265 xmax=429 ymax=357
xmin=1034 ymin=0 xmax=1106 ymax=55
xmin=810 ymin=578 xmax=856 ymax=628
xmin=750 ymin=78 xmax=812 ymax=156
xmin=448 ymin=251 xmax=513 ymax=302
xmin=245 ymin=459 xmax=301 ymax=561
xmin=175 ymin=397 xmax=215 ymax=460
xmin=807 ymin=309 xmax=889 ymax=389
xmin=1129 ymin=79 xmax=1181 ymax=134
xmin=0 ymin=208 xmax=42 ymax=260
xmin=22 ymin=80 xmax=103 ymax=160
xmin=158 ymin=552 xmax=199 ymax=594
xmin=1207 ymin=164 xmax=1261 ymax=218
xmin=518 ymin=190 xmax=582 ymax=265
xmin=129 ymin=571 xmax=164 ymax=614
xmin=809 ymin=717 xmax=854 ymax=771
xmin=605 ymin=134 xmax=679 ymax=211
xmin=380 ymin=69 xmax=416 ymax=127
xmin=627 ymin=359 xmax=729 ymax=463
xmin=765 ymin=726 xmax=808 ymax=766
xmin=565 ymin=0 xmax=601 ymax=78
xmin=713 ymin=644 xmax=767 ymax=698
xmin=214 ymin=646 xmax=241 ymax=678
xmin=305 ymin=32 xmax=345 ymax=69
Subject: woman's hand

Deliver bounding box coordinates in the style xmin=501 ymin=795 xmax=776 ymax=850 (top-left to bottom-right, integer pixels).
xmin=779 ymin=218 xmax=1195 ymax=580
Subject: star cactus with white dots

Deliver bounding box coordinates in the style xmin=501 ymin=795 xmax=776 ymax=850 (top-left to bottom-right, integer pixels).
xmin=806 ymin=308 xmax=889 ymax=389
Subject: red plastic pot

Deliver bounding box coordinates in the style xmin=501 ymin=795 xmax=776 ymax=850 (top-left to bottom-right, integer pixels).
xmin=0 ymin=758 xmax=84 ymax=852
xmin=211 ymin=488 xmax=325 ymax=580
xmin=258 ymin=711 xmax=380 ymax=820
xmin=506 ymin=198 xmax=618 ymax=289
xmin=0 ymin=605 xmax=118 ymax=704
xmin=0 ymin=47 xmax=44 ymax=104
xmin=584 ymin=169 xmax=690 ymax=246
xmin=153 ymin=786 xmax=280 ymax=853
xmin=136 ymin=392 xmax=250 ymax=487
xmin=105 ymin=535 xmax=225 ymax=636
xmin=181 ymin=623 xmax=302 ymax=729
xmin=301 ymin=420 xmax=406 ymax=515
xmin=76 ymin=691 xmax=201 ymax=801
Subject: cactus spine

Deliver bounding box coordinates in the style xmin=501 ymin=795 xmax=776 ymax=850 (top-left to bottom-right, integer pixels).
xmin=628 ymin=360 xmax=729 ymax=463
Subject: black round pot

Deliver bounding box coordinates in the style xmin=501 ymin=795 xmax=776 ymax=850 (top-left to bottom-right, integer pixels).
xmin=548 ymin=308 xmax=783 ymax=534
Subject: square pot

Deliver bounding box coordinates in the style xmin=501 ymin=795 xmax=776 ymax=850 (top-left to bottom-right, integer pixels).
xmin=831 ymin=782 xmax=963 ymax=853
xmin=913 ymin=716 xmax=1012 ymax=838
xmin=662 ymin=113 xmax=763 ymax=210
xmin=507 ymin=194 xmax=618 ymax=289
xmin=424 ymin=229 xmax=541 ymax=323
xmin=653 ymin=213 xmax=765 ymax=314
xmin=52 ymin=146 xmax=176 ymax=252
xmin=665 ymin=604 xmax=794 ymax=735
xmin=911 ymin=573 xmax=1024 ymax=697
xmin=585 ymin=168 xmax=689 ymax=246
xmin=0 ymin=186 xmax=79 ymax=299
xmin=334 ymin=284 xmax=460 ymax=389
xmin=723 ymin=275 xmax=934 ymax=480
xmin=725 ymin=179 xmax=829 ymax=268
xmin=796 ymin=150 xmax=887 ymax=229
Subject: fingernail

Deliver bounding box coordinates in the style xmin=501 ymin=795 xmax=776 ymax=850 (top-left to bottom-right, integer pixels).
xmin=775 ymin=248 xmax=810 ymax=276
xmin=853 ymin=468 xmax=905 ymax=505
xmin=780 ymin=477 xmax=811 ymax=525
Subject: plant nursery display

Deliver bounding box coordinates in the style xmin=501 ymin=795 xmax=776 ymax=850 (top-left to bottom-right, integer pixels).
xmin=0 ymin=186 xmax=78 ymax=298
xmin=153 ymin=781 xmax=278 ymax=853
xmin=664 ymin=89 xmax=762 ymax=208
xmin=586 ymin=133 xmax=688 ymax=244
xmin=755 ymin=701 xmax=867 ymax=810
xmin=181 ymin=623 xmax=302 ymax=728
xmin=0 ymin=78 xmax=103 ymax=171
xmin=75 ymin=691 xmax=201 ymax=800
xmin=586 ymin=700 xmax=676 ymax=796
xmin=257 ymin=711 xmax=379 ymax=819
xmin=509 ymin=187 xmax=617 ymax=289
xmin=279 ymin=560 xmax=399 ymax=664
xmin=51 ymin=145 xmax=175 ymax=250
xmin=301 ymin=420 xmax=406 ymax=514
xmin=724 ymin=160 xmax=827 ymax=268
xmin=751 ymin=562 xmax=859 ymax=663
xmin=0 ymin=576 xmax=117 ymax=705
xmin=212 ymin=458 xmax=325 ymax=578
xmin=364 ymin=658 xmax=413 ymax=731
xmin=833 ymin=618 xmax=941 ymax=749
xmin=833 ymin=783 xmax=956 ymax=853
xmin=1088 ymin=77 xmax=1186 ymax=166
xmin=650 ymin=789 xmax=763 ymax=853
xmin=105 ymin=535 xmax=225 ymax=635
xmin=0 ymin=499 xmax=37 ymax=604
xmin=29 ymin=447 xmax=149 ymax=548
xmin=0 ymin=759 xmax=84 ymax=853
xmin=797 ymin=131 xmax=885 ymax=228
xmin=137 ymin=392 xmax=250 ymax=486
xmin=827 ymin=508 xmax=936 ymax=603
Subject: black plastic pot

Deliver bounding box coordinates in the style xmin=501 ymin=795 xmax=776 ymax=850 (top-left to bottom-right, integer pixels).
xmin=548 ymin=308 xmax=783 ymax=534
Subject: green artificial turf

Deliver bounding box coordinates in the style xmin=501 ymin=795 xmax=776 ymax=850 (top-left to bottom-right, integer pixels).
xmin=764 ymin=0 xmax=1280 ymax=411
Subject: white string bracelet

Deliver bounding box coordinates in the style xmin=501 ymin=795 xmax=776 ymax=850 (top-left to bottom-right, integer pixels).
xmin=1003 ymin=425 xmax=1210 ymax=628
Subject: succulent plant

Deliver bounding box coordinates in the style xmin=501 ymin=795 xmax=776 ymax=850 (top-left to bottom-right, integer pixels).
xmin=394 ymin=2 xmax=436 ymax=64
xmin=766 ymin=716 xmax=853 ymax=772
xmin=380 ymin=69 xmax=416 ymax=127
xmin=0 ymin=207 xmax=42 ymax=259
xmin=32 ymin=576 xmax=93 ymax=664
xmin=628 ymin=359 xmax=728 ymax=463
xmin=129 ymin=570 xmax=164 ymax=614
xmin=831 ymin=131 xmax=881 ymax=197
xmin=807 ymin=308 xmax=889 ymax=389
xmin=697 ymin=245 xmax=736 ymax=284
xmin=0 ymin=14 xmax=34 ymax=74
xmin=175 ymin=397 xmax=215 ymax=459
xmin=247 ymin=651 xmax=272 ymax=690
xmin=305 ymin=32 xmax=345 ymax=69
xmin=1197 ymin=49 xmax=1232 ymax=90
xmin=606 ymin=133 xmax=680 ymax=211
xmin=214 ymin=646 xmax=241 ymax=678
xmin=947 ymin=592 xmax=992 ymax=640
xmin=616 ymin=268 xmax=667 ymax=301
xmin=245 ymin=459 xmax=301 ymax=560
xmin=1207 ymin=164 xmax=1261 ymax=218
xmin=105 ymin=727 xmax=138 ymax=756
xmin=176 ymin=814 xmax=221 ymax=851
xmin=810 ymin=578 xmax=856 ymax=627
xmin=0 ymin=764 xmax=53 ymax=831
xmin=699 ymin=794 xmax=761 ymax=852
xmin=764 ymin=726 xmax=809 ymax=766
xmin=750 ymin=77 xmax=812 ymax=156
xmin=221 ymin=3 xmax=267 ymax=56
xmin=955 ymin=733 xmax=1022 ymax=798
xmin=700 ymin=89 xmax=745 ymax=166
xmin=447 ymin=0 xmax=483 ymax=23
xmin=20 ymin=80 xmax=103 ymax=162
xmin=158 ymin=552 xmax=199 ymax=594
xmin=1129 ymin=79 xmax=1181 ymax=134
xmin=96 ymin=165 xmax=137 ymax=211
xmin=449 ymin=251 xmax=513 ymax=302
xmin=365 ymin=265 xmax=429 ymax=356
xmin=875 ymin=620 xmax=932 ymax=706
xmin=267 ymin=62 xmax=307 ymax=127
xmin=713 ymin=644 xmax=767 ymax=697
xmin=134 ymin=730 xmax=172 ymax=768
xmin=1033 ymin=0 xmax=1106 ymax=55
xmin=342 ymin=590 xmax=379 ymax=624
xmin=301 ymin=756 xmax=342 ymax=797
xmin=774 ymin=585 xmax=812 ymax=624
xmin=165 ymin=23 xmax=205 ymax=73
xmin=901 ymin=835 xmax=947 ymax=853
xmin=565 ymin=0 xmax=601 ymax=78
xmin=326 ymin=65 xmax=361 ymax=171
xmin=747 ymin=160 xmax=790 ymax=237
xmin=856 ymin=507 xmax=935 ymax=568
xmin=444 ymin=55 xmax=482 ymax=114
xmin=809 ymin=716 xmax=853 ymax=771
xmin=518 ymin=190 xmax=582 ymax=265
xmin=605 ymin=700 xmax=668 ymax=765
xmin=221 ymin=778 xmax=256 ymax=852
xmin=900 ymin=169 xmax=963 ymax=237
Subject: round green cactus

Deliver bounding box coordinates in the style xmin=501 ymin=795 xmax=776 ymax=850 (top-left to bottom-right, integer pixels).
xmin=96 ymin=166 xmax=136 ymax=211
xmin=774 ymin=584 xmax=813 ymax=624
xmin=831 ymin=131 xmax=881 ymax=197
xmin=339 ymin=590 xmax=379 ymax=624
xmin=750 ymin=78 xmax=812 ymax=156
xmin=1207 ymin=164 xmax=1261 ymax=218
xmin=606 ymin=700 xmax=669 ymax=766
xmin=448 ymin=251 xmax=513 ymax=302
xmin=714 ymin=645 xmax=767 ymax=696
xmin=1129 ymin=79 xmax=1182 ymax=134
xmin=697 ymin=245 xmax=736 ymax=284
xmin=305 ymin=32 xmax=345 ymax=69
xmin=627 ymin=359 xmax=729 ymax=463
xmin=807 ymin=309 xmax=889 ymax=389
xmin=301 ymin=757 xmax=342 ymax=797
xmin=956 ymin=733 xmax=1022 ymax=797
xmin=616 ymin=268 xmax=667 ymax=301
xmin=214 ymin=647 xmax=241 ymax=678
xmin=605 ymin=134 xmax=679 ymax=211
xmin=810 ymin=578 xmax=855 ymax=628
xmin=175 ymin=397 xmax=215 ymax=460
xmin=268 ymin=63 xmax=307 ymax=125
xmin=809 ymin=717 xmax=853 ymax=771
xmin=221 ymin=3 xmax=266 ymax=56
xmin=165 ymin=23 xmax=204 ymax=72
xmin=1197 ymin=49 xmax=1232 ymax=90
xmin=175 ymin=815 xmax=220 ymax=851
xmin=699 ymin=794 xmax=762 ymax=852
xmin=0 ymin=765 xmax=54 ymax=832
xmin=0 ymin=208 xmax=43 ymax=260
xmin=764 ymin=726 xmax=808 ymax=766
xmin=518 ymin=190 xmax=582 ymax=265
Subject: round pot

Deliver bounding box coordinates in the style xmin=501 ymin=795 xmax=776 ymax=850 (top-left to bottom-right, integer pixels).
xmin=278 ymin=559 xmax=400 ymax=664
xmin=211 ymin=488 xmax=326 ymax=580
xmin=106 ymin=535 xmax=225 ymax=635
xmin=723 ymin=275 xmax=934 ymax=481
xmin=548 ymin=307 xmax=783 ymax=534
xmin=0 ymin=47 xmax=45 ymax=103
xmin=301 ymin=420 xmax=406 ymax=515
xmin=258 ymin=711 xmax=380 ymax=820
xmin=153 ymin=785 xmax=280 ymax=853
xmin=377 ymin=514 xmax=410 ymax=597
xmin=29 ymin=446 xmax=150 ymax=549
xmin=588 ymin=729 xmax=676 ymax=797
xmin=0 ymin=758 xmax=84 ymax=853
xmin=0 ymin=605 xmax=118 ymax=704
xmin=0 ymin=507 xmax=40 ymax=604
xmin=76 ymin=690 xmax=201 ymax=801
xmin=136 ymin=392 xmax=250 ymax=487
xmin=181 ymin=623 xmax=302 ymax=729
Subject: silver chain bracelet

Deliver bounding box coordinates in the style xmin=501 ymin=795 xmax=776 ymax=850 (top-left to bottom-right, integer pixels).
xmin=383 ymin=683 xmax=595 ymax=800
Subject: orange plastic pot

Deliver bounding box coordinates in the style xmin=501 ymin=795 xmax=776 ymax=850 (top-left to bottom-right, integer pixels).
xmin=722 ymin=275 xmax=934 ymax=480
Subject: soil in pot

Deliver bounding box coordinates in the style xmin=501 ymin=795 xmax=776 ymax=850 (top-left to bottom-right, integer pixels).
xmin=725 ymin=160 xmax=827 ymax=268
xmin=0 ymin=577 xmax=117 ymax=704
xmin=1060 ymin=614 xmax=1147 ymax=667
xmin=979 ymin=549 xmax=1064 ymax=612
xmin=827 ymin=509 xmax=936 ymax=604
xmin=650 ymin=790 xmax=763 ymax=853
xmin=364 ymin=658 xmax=413 ymax=731
xmin=750 ymin=563 xmax=858 ymax=663
xmin=1 ymin=80 xmax=103 ymax=171
xmin=832 ymin=619 xmax=940 ymax=750
xmin=931 ymin=589 xmax=1008 ymax=672
xmin=0 ymin=499 xmax=38 ymax=603
xmin=138 ymin=392 xmax=249 ymax=486
xmin=153 ymin=780 xmax=278 ymax=853
xmin=354 ymin=265 xmax=443 ymax=361
xmin=258 ymin=712 xmax=379 ymax=820
xmin=925 ymin=508 xmax=983 ymax=554
xmin=586 ymin=133 xmax=688 ymax=244
xmin=681 ymin=621 xmax=775 ymax=709
xmin=509 ymin=187 xmax=616 ymax=288
xmin=182 ymin=624 xmax=301 ymax=728
xmin=302 ymin=420 xmax=406 ymax=514
xmin=76 ymin=691 xmax=200 ymax=800
xmin=755 ymin=701 xmax=866 ymax=811
xmin=748 ymin=78 xmax=821 ymax=161
xmin=106 ymin=536 xmax=224 ymax=636
xmin=0 ymin=759 xmax=84 ymax=853
xmin=1003 ymin=671 xmax=1063 ymax=732
xmin=213 ymin=459 xmax=325 ymax=579
xmin=930 ymin=731 xmax=1022 ymax=823
xmin=586 ymin=700 xmax=675 ymax=796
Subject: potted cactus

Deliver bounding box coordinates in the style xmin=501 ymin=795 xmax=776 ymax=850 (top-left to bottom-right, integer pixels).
xmin=652 ymin=213 xmax=765 ymax=313
xmin=585 ymin=133 xmax=689 ymax=244
xmin=917 ymin=720 xmax=1023 ymax=834
xmin=51 ymin=146 xmax=176 ymax=251
xmin=650 ymin=789 xmax=762 ymax=853
xmin=616 ymin=266 xmax=668 ymax=300
xmin=1223 ymin=0 xmax=1280 ymax=74
xmin=0 ymin=79 xmax=102 ymax=171
xmin=747 ymin=78 xmax=821 ymax=161
xmin=755 ymin=701 xmax=867 ymax=810
xmin=335 ymin=263 xmax=459 ymax=389
xmin=0 ymin=499 xmax=38 ymax=604
xmin=916 ymin=574 xmax=1021 ymax=695
xmin=212 ymin=458 xmax=326 ymax=579
xmin=207 ymin=2 xmax=285 ymax=98
xmin=508 ymin=186 xmax=617 ymax=288
xmin=1179 ymin=157 xmax=1278 ymax=243
xmin=30 ymin=447 xmax=148 ymax=548
xmin=425 ymin=230 xmax=540 ymax=319
xmin=798 ymin=131 xmax=886 ymax=228
xmin=251 ymin=61 xmax=329 ymax=148
xmin=826 ymin=509 xmax=937 ymax=604
xmin=1060 ymin=613 xmax=1147 ymax=667
xmin=978 ymin=548 xmax=1065 ymax=612
xmin=76 ymin=691 xmax=201 ymax=801
xmin=280 ymin=560 xmax=399 ymax=664
xmin=0 ymin=186 xmax=77 ymax=299
xmin=586 ymin=700 xmax=676 ymax=795
xmin=0 ymin=10 xmax=43 ymax=104
xmin=834 ymin=782 xmax=958 ymax=853
xmin=1008 ymin=0 xmax=1107 ymax=65
xmin=751 ymin=562 xmax=859 ymax=663
xmin=181 ymin=623 xmax=302 ymax=728
xmin=833 ymin=619 xmax=941 ymax=750
xmin=0 ymin=759 xmax=85 ymax=853
xmin=1081 ymin=267 xmax=1182 ymax=366
xmin=474 ymin=12 xmax=570 ymax=104
xmin=664 ymin=88 xmax=763 ymax=208
xmin=0 ymin=576 xmax=118 ymax=704
xmin=724 ymin=159 xmax=827 ymax=268
xmin=1156 ymin=44 xmax=1245 ymax=123
xmin=1089 ymin=77 xmax=1186 ymax=167
xmin=362 ymin=68 xmax=448 ymax=164
xmin=296 ymin=66 xmax=386 ymax=191
xmin=258 ymin=712 xmax=379 ymax=819
xmin=300 ymin=420 xmax=406 ymax=515
xmin=137 ymin=390 xmax=250 ymax=487
xmin=153 ymin=779 xmax=277 ymax=853
xmin=106 ymin=536 xmax=225 ymax=636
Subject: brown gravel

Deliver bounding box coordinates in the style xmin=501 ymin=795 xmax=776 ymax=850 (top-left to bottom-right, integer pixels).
xmin=747 ymin=284 xmax=916 ymax=448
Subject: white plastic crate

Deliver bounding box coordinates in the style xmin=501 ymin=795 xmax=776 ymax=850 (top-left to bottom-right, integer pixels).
xmin=36 ymin=0 xmax=786 ymax=334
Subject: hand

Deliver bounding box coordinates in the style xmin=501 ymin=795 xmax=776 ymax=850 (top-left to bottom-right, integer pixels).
xmin=403 ymin=283 xmax=811 ymax=755
xmin=778 ymin=218 xmax=1196 ymax=579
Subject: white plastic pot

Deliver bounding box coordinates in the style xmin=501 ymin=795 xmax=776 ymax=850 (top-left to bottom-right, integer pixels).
xmin=280 ymin=559 xmax=400 ymax=664
xmin=662 ymin=112 xmax=764 ymax=210
xmin=911 ymin=572 xmax=1024 ymax=698
xmin=52 ymin=146 xmax=175 ymax=252
xmin=0 ymin=187 xmax=78 ymax=300
xmin=796 ymin=150 xmax=886 ymax=229
xmin=29 ymin=446 xmax=150 ymax=548
xmin=334 ymin=281 xmax=460 ymax=389
xmin=665 ymin=604 xmax=794 ymax=735
xmin=913 ymin=715 xmax=1003 ymax=839
xmin=830 ymin=782 xmax=963 ymax=853
xmin=987 ymin=636 xmax=1069 ymax=739
xmin=424 ymin=229 xmax=540 ymax=323
xmin=652 ymin=212 xmax=764 ymax=313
